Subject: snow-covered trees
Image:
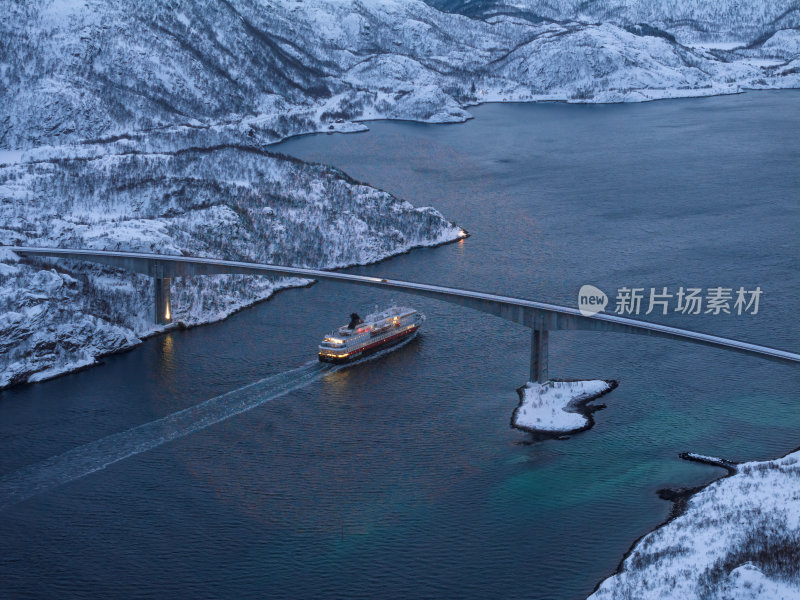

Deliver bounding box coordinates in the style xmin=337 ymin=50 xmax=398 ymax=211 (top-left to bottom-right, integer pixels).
xmin=0 ymin=147 xmax=460 ymax=387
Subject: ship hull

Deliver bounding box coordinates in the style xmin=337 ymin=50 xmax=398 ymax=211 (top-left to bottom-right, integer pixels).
xmin=318 ymin=325 xmax=419 ymax=364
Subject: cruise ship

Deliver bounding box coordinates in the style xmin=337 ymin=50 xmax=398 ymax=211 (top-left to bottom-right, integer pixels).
xmin=318 ymin=305 xmax=424 ymax=363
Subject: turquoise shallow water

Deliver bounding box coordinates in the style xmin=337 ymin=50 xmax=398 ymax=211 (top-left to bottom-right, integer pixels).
xmin=0 ymin=90 xmax=798 ymax=599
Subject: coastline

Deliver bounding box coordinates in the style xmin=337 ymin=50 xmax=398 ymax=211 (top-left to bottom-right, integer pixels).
xmin=588 ymin=447 xmax=800 ymax=599
xmin=595 ymin=452 xmax=740 ymax=593
xmin=195 ymin=88 xmax=800 ymax=158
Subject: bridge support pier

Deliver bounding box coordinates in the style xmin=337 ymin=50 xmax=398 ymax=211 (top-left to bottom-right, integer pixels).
xmin=154 ymin=277 xmax=172 ymax=325
xmin=530 ymin=329 xmax=549 ymax=383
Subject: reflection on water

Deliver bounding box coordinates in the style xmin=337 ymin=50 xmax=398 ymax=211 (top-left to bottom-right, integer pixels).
xmin=158 ymin=333 xmax=176 ymax=376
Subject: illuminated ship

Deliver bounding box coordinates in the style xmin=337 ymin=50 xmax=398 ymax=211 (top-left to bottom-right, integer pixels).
xmin=318 ymin=305 xmax=424 ymax=363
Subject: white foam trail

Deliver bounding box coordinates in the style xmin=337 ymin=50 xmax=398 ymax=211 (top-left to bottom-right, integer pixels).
xmin=0 ymin=332 xmax=419 ymax=511
xmin=0 ymin=362 xmax=331 ymax=511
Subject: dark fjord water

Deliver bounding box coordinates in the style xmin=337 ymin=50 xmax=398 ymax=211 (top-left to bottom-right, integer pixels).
xmin=1 ymin=91 xmax=798 ymax=599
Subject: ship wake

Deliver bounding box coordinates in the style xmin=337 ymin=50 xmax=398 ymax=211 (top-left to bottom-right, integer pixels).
xmin=0 ymin=332 xmax=418 ymax=511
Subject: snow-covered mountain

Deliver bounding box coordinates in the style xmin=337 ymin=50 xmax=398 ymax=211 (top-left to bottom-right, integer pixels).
xmin=425 ymin=0 xmax=800 ymax=44
xmin=3 ymin=0 xmax=799 ymax=151
xmin=1 ymin=0 xmax=799 ymax=387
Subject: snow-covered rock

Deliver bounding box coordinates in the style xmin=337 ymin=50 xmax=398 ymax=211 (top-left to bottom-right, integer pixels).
xmin=512 ymin=379 xmax=615 ymax=433
xmin=589 ymin=450 xmax=800 ymax=600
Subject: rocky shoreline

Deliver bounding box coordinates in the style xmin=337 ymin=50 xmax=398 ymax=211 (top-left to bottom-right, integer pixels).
xmin=588 ymin=447 xmax=800 ymax=599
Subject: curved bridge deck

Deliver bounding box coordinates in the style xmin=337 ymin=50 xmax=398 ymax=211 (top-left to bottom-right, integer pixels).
xmin=9 ymin=246 xmax=800 ymax=381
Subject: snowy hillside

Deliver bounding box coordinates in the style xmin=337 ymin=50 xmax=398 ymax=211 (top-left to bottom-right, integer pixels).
xmin=0 ymin=147 xmax=459 ymax=387
xmin=589 ymin=451 xmax=800 ymax=599
xmin=426 ymin=0 xmax=800 ymax=44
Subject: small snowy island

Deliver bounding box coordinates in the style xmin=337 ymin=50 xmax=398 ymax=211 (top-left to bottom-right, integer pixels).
xmin=589 ymin=450 xmax=800 ymax=600
xmin=512 ymin=380 xmax=617 ymax=435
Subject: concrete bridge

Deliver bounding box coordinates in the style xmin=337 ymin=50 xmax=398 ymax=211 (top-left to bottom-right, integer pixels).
xmin=10 ymin=246 xmax=800 ymax=382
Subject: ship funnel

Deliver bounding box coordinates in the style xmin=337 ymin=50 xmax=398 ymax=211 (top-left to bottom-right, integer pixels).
xmin=348 ymin=313 xmax=363 ymax=329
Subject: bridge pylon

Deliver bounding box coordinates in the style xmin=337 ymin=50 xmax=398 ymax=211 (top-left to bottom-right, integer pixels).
xmin=530 ymin=329 xmax=549 ymax=383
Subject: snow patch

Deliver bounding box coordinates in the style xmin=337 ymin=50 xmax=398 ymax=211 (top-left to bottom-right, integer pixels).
xmin=513 ymin=379 xmax=613 ymax=433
